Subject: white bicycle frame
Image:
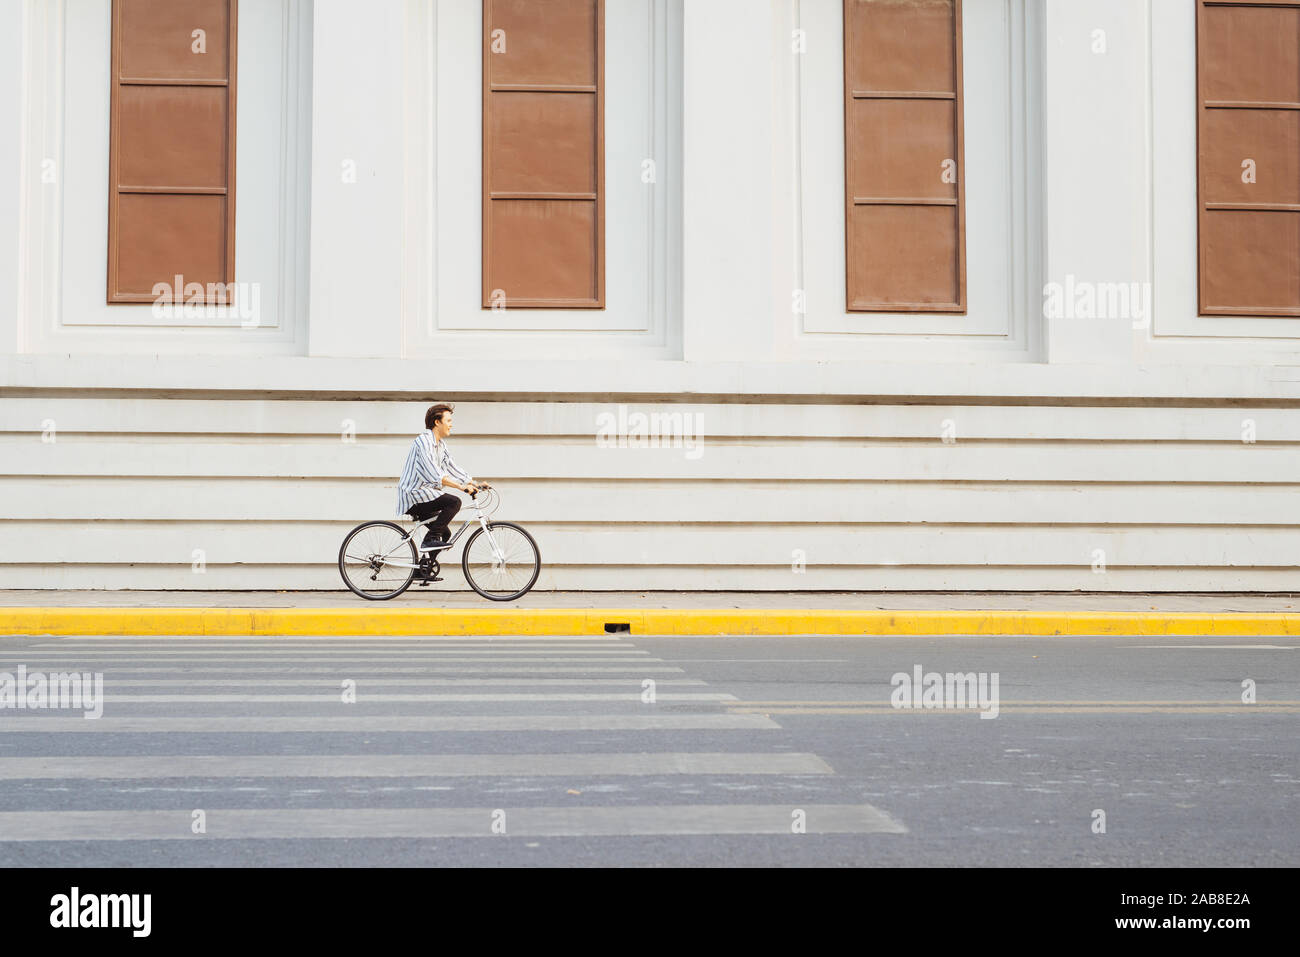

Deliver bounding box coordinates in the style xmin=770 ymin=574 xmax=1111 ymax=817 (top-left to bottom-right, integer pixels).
xmin=376 ymin=490 xmax=508 ymax=572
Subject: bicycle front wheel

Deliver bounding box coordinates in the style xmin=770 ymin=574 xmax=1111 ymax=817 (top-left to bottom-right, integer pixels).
xmin=339 ymin=521 xmax=417 ymax=600
xmin=461 ymin=522 xmax=541 ymax=601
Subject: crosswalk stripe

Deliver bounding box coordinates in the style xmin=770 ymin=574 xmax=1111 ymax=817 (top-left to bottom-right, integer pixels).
xmin=1124 ymin=645 xmax=1297 ymax=650
xmin=0 ymin=650 xmax=653 ymax=658
xmin=0 ymin=665 xmax=687 ymax=675
xmin=38 ymin=678 xmax=707 ymax=687
xmin=0 ymin=804 xmax=905 ymax=840
xmin=0 ymin=634 xmax=882 ymax=858
xmin=0 ymin=657 xmax=665 ymax=665
xmin=67 ymin=692 xmax=735 ymax=702
xmin=726 ymin=705 xmax=1300 ymax=715
xmin=0 ymin=656 xmax=659 ymax=664
xmin=0 ymin=714 xmax=781 ymax=733
xmin=728 ymin=699 xmax=1300 ymax=706
xmin=0 ymin=752 xmax=831 ymax=779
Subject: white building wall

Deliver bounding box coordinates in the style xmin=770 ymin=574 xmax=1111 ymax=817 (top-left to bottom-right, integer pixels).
xmin=3 ymin=0 xmax=1300 ymax=592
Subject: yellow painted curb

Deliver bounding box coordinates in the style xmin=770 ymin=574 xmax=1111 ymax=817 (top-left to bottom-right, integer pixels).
xmin=2 ymin=608 xmax=1300 ymax=637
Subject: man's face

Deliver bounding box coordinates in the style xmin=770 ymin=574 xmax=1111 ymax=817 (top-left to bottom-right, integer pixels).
xmin=439 ymin=412 xmax=453 ymax=437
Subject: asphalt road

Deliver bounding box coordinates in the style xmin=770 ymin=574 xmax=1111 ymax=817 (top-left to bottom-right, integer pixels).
xmin=0 ymin=633 xmax=1296 ymax=866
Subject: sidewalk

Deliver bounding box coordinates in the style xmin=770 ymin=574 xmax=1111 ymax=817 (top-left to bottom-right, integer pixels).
xmin=1 ymin=590 xmax=1299 ymax=611
xmin=2 ymin=591 xmax=1299 ymax=636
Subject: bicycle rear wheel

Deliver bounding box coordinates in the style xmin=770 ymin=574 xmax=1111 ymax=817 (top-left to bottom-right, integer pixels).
xmin=339 ymin=521 xmax=417 ymax=600
xmin=461 ymin=522 xmax=540 ymax=601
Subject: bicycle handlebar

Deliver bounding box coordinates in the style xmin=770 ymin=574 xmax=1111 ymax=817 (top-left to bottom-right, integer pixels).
xmin=468 ymin=485 xmax=499 ymax=512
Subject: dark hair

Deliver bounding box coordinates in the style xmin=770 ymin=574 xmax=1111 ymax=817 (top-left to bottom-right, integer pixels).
xmin=425 ymin=403 xmax=454 ymax=430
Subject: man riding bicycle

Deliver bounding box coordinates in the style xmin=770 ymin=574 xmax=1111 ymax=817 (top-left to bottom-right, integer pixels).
xmin=338 ymin=402 xmax=536 ymax=600
xmin=396 ymin=403 xmax=491 ymax=578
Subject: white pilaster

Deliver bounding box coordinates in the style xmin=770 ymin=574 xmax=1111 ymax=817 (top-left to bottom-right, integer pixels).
xmin=1042 ymin=0 xmax=1152 ymax=363
xmin=0 ymin=2 xmax=24 ymax=355
xmin=680 ymin=0 xmax=777 ymax=362
xmin=307 ymin=0 xmax=406 ymax=358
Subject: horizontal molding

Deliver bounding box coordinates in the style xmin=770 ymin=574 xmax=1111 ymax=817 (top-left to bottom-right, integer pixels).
xmin=7 ymin=439 xmax=1300 ymax=482
xmin=848 ymin=301 xmax=965 ymax=312
xmin=488 ymin=192 xmax=597 ymax=201
xmin=117 ymin=185 xmax=228 ymax=195
xmin=485 ymin=298 xmax=603 ymax=309
xmin=850 ymin=89 xmax=955 ymax=99
xmin=1204 ymin=203 xmax=1300 ymax=212
xmin=7 ymin=398 xmax=1300 ymax=439
xmin=1203 ymin=100 xmax=1300 ymax=110
xmin=6 ymin=522 xmax=1300 ymax=565
xmin=852 ymin=196 xmax=957 ymax=206
xmin=117 ymin=76 xmax=229 ymax=86
xmin=5 ymin=357 xmax=1300 ymax=401
xmin=488 ymin=83 xmax=597 ymax=93
xmin=1201 ymin=306 xmax=1300 ymax=317
xmin=4 ymin=477 xmax=1300 ymax=524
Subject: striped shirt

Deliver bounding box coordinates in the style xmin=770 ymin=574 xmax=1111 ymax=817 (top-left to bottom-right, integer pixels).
xmin=396 ymin=430 xmax=473 ymax=516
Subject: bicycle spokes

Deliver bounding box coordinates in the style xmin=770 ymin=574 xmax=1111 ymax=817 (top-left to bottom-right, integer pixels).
xmin=462 ymin=523 xmax=540 ymax=600
xmin=338 ymin=522 xmax=417 ymax=599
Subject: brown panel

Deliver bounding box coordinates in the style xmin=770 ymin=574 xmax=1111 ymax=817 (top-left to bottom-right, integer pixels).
xmin=486 ymin=0 xmax=597 ymax=87
xmin=845 ymin=0 xmax=956 ymax=95
xmin=117 ymin=86 xmax=228 ymax=188
xmin=848 ymin=205 xmax=961 ymax=309
xmin=488 ymin=92 xmax=597 ymax=194
xmin=108 ymin=0 xmax=236 ymax=304
xmin=843 ymin=0 xmax=965 ymax=313
xmin=1197 ymin=1 xmax=1300 ymax=317
xmin=1201 ymin=210 xmax=1300 ymax=313
xmin=489 ymin=201 xmax=599 ymax=304
xmin=848 ymin=98 xmax=957 ymax=201
xmin=1200 ymin=4 xmax=1300 ymax=105
xmin=483 ymin=0 xmax=603 ymax=308
xmin=116 ymin=194 xmax=228 ymax=296
xmin=1202 ymin=109 xmax=1300 ymax=206
xmin=119 ymin=0 xmax=230 ymax=81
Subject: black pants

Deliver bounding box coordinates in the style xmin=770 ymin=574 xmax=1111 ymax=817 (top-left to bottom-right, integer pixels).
xmin=408 ymin=494 xmax=461 ymax=546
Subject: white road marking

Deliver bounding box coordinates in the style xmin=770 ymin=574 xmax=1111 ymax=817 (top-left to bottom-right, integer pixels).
xmin=0 ymin=650 xmax=654 ymax=658
xmin=0 ymin=714 xmax=781 ymax=733
xmin=0 ymin=804 xmax=906 ymax=840
xmin=1121 ymin=645 xmax=1296 ymax=650
xmin=0 ymin=665 xmax=686 ymax=674
xmin=53 ymin=678 xmax=708 ymax=688
xmin=0 ymin=752 xmax=832 ymax=779
xmin=79 ymin=692 xmax=737 ymax=702
xmin=0 ymin=656 xmax=662 ymax=664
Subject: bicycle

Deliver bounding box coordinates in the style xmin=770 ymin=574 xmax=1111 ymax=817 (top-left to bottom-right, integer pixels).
xmin=337 ymin=486 xmax=541 ymax=602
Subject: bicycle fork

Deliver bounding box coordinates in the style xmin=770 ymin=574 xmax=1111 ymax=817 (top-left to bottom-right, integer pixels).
xmin=478 ymin=517 xmax=508 ymax=569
